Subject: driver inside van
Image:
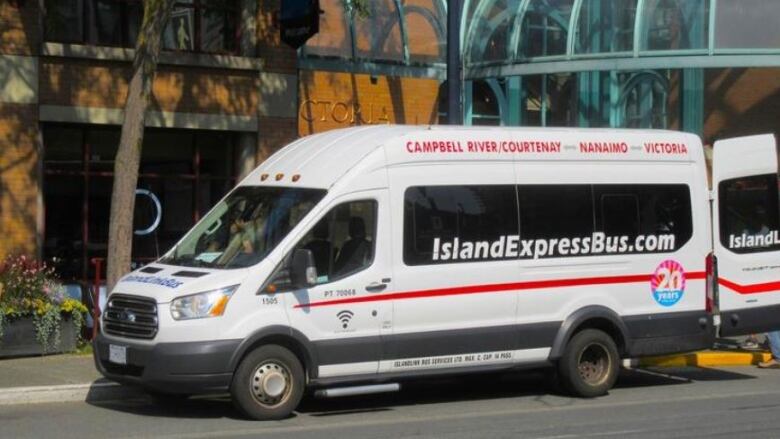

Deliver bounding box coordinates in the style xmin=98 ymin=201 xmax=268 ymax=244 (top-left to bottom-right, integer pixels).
xmin=216 ymin=203 xmax=267 ymax=266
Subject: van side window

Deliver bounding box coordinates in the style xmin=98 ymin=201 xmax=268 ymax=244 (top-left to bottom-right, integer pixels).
xmin=517 ymin=185 xmax=594 ymax=240
xmin=719 ymin=174 xmax=780 ymax=254
xmin=404 ymin=185 xmax=519 ymax=265
xmin=296 ymin=200 xmax=377 ymax=283
xmin=594 ymin=185 xmax=693 ymax=251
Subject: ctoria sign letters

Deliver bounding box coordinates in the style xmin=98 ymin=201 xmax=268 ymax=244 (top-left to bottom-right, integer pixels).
xmin=299 ymin=99 xmax=391 ymax=125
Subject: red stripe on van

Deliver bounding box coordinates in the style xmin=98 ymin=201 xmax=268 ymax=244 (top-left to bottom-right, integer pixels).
xmin=718 ymin=278 xmax=780 ymax=295
xmin=294 ymin=271 xmax=707 ymax=309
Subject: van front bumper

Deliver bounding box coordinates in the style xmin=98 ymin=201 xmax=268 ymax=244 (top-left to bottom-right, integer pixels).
xmin=93 ymin=333 xmax=241 ymax=395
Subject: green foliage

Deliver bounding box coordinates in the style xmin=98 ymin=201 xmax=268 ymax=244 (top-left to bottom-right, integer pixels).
xmin=33 ymin=307 xmax=61 ymax=354
xmin=0 ymin=255 xmax=89 ymax=353
xmin=345 ymin=0 xmax=371 ymax=19
xmin=74 ymin=342 xmax=94 ymax=357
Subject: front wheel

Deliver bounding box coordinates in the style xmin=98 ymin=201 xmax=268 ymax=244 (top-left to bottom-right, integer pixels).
xmin=557 ymin=329 xmax=619 ymax=398
xmin=231 ymin=345 xmax=305 ymax=420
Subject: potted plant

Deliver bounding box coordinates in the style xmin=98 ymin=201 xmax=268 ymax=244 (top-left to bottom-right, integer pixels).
xmin=0 ymin=255 xmax=88 ymax=358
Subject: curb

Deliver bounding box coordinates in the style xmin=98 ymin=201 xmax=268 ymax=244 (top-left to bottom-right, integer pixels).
xmin=0 ymin=381 xmax=146 ymax=406
xmin=631 ymin=350 xmax=772 ymax=368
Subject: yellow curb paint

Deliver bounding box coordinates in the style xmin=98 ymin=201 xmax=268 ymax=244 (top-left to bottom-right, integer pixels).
xmin=639 ymin=351 xmax=773 ymax=367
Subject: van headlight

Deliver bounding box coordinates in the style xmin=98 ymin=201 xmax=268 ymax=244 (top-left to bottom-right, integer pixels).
xmin=170 ymin=285 xmax=239 ymax=320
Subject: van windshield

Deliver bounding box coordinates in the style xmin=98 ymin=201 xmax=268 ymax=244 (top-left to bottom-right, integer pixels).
xmin=160 ymin=186 xmax=326 ymax=269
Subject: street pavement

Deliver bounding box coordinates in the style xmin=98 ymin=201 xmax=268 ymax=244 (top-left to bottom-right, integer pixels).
xmin=1 ymin=365 xmax=779 ymax=439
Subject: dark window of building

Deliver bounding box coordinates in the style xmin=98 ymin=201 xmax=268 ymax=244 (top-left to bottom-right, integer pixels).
xmin=523 ymin=73 xmax=577 ymax=127
xmin=719 ymin=174 xmax=780 ymax=254
xmin=594 ymin=184 xmax=693 ymax=251
xmin=163 ymin=0 xmax=239 ymax=54
xmin=520 ymin=0 xmax=575 ymax=58
xmin=518 ymin=185 xmax=594 ymax=240
xmin=42 ymin=124 xmax=237 ymax=283
xmin=44 ymin=0 xmax=85 ymax=43
xmin=44 ymin=0 xmax=238 ymax=53
xmin=471 ymin=81 xmax=501 ymax=126
xmin=404 ymin=185 xmax=519 ymax=265
xmin=44 ymin=0 xmax=143 ymax=48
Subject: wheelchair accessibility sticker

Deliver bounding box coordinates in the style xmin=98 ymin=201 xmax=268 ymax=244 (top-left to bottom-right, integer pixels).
xmin=651 ymin=260 xmax=686 ymax=307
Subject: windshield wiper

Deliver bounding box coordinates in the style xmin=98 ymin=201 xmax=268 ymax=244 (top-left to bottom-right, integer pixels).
xmin=171 ymin=253 xmax=213 ymax=268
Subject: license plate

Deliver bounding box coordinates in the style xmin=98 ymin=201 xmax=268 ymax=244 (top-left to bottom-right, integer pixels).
xmin=109 ymin=344 xmax=127 ymax=365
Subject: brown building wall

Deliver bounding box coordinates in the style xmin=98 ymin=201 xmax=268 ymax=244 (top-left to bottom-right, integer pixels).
xmin=255 ymin=0 xmax=298 ymax=157
xmin=257 ymin=0 xmax=298 ymax=74
xmin=704 ymin=68 xmax=780 ymax=144
xmin=257 ymin=116 xmax=297 ymax=162
xmin=0 ymin=103 xmax=39 ymax=258
xmin=298 ymin=70 xmax=440 ymax=136
xmin=40 ymin=59 xmax=259 ymax=116
xmin=0 ymin=1 xmax=39 ymax=259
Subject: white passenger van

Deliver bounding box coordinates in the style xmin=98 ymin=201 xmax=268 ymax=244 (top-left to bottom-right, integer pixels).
xmin=94 ymin=126 xmax=780 ymax=419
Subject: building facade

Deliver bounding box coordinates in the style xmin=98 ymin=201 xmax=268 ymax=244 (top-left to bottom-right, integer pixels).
xmin=1 ymin=0 xmax=303 ymax=282
xmin=0 ymin=0 xmax=778 ymax=284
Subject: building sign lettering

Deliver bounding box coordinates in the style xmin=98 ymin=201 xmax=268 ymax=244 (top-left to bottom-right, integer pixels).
xmin=299 ymin=99 xmax=391 ymax=125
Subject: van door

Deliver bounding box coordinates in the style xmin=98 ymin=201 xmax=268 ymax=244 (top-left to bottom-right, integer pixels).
xmin=713 ymin=134 xmax=780 ymax=336
xmin=384 ymin=163 xmax=523 ymax=374
xmin=283 ymin=190 xmax=392 ymax=380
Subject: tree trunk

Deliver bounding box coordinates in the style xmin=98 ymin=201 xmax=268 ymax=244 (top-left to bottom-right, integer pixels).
xmin=107 ymin=0 xmax=175 ymax=292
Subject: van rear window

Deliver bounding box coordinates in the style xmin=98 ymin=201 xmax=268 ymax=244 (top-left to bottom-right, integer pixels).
xmin=403 ymin=184 xmax=693 ymax=265
xmin=719 ymin=174 xmax=780 ymax=254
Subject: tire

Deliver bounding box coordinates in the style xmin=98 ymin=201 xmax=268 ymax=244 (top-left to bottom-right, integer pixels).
xmin=557 ymin=329 xmax=619 ymax=398
xmin=231 ymin=345 xmax=305 ymax=420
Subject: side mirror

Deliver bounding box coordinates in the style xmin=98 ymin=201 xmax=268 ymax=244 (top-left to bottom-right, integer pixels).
xmin=289 ymin=248 xmax=317 ymax=289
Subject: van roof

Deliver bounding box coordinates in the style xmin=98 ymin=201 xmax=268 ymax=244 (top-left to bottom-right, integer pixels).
xmin=242 ymin=125 xmax=704 ymax=189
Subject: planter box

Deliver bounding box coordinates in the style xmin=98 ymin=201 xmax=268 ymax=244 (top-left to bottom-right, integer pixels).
xmin=0 ymin=315 xmax=78 ymax=358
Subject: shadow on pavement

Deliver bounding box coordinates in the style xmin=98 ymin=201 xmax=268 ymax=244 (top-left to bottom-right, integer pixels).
xmin=298 ymin=370 xmax=553 ymax=415
xmin=86 ymin=366 xmax=758 ymax=420
xmin=660 ymin=366 xmax=758 ymax=381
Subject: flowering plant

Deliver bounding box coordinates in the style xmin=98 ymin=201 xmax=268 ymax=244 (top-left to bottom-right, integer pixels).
xmin=0 ymin=255 xmax=88 ymax=353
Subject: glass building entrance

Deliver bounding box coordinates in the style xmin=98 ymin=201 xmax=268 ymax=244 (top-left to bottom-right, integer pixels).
xmin=299 ymin=0 xmax=780 ymax=144
xmin=42 ymin=125 xmax=238 ymax=283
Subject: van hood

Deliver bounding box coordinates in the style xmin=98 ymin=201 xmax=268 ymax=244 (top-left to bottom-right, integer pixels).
xmin=112 ymin=264 xmax=251 ymax=304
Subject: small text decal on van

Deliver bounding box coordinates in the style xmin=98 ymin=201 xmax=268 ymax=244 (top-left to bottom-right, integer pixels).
xmin=405 ymin=140 xmax=562 ymax=155
xmin=431 ymin=232 xmax=676 ymax=261
xmin=123 ymin=275 xmax=183 ymax=289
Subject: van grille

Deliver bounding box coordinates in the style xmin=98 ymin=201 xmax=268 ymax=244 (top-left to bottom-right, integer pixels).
xmin=103 ymin=294 xmax=158 ymax=339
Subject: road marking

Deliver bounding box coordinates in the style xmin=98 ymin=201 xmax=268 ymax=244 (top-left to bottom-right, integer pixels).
xmin=535 ymin=431 xmax=643 ymax=439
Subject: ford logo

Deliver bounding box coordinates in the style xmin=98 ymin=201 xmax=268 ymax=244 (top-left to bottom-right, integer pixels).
xmin=120 ymin=311 xmax=137 ymax=323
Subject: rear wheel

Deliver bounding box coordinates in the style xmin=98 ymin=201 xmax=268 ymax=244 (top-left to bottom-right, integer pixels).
xmin=557 ymin=329 xmax=619 ymax=397
xmin=231 ymin=345 xmax=304 ymax=420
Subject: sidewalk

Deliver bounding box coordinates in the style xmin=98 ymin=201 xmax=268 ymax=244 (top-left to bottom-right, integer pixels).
xmin=0 ymin=342 xmax=773 ymax=406
xmin=0 ymin=354 xmax=144 ymax=406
